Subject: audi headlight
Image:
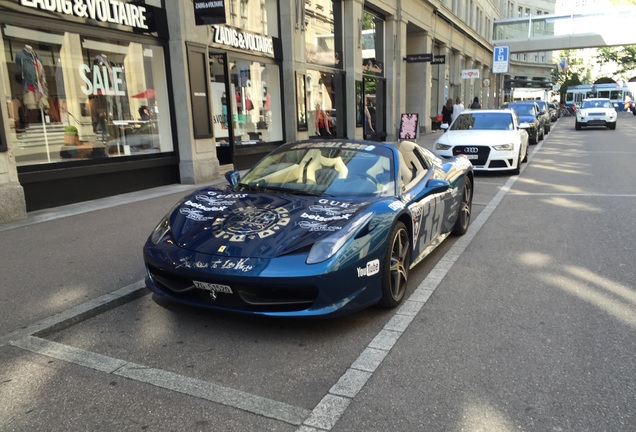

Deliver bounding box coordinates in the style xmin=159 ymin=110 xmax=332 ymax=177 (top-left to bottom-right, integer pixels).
xmin=306 ymin=212 xmax=374 ymax=264
xmin=435 ymin=143 xmax=452 ymax=150
xmin=493 ymin=143 xmax=514 ymax=151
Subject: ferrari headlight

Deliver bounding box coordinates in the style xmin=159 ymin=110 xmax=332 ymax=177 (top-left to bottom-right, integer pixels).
xmin=306 ymin=212 xmax=374 ymax=264
xmin=493 ymin=143 xmax=514 ymax=151
xmin=150 ymin=215 xmax=172 ymax=244
xmin=435 ymin=143 xmax=452 ymax=151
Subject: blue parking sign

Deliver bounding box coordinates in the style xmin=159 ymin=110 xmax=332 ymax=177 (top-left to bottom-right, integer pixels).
xmin=493 ymin=46 xmax=509 ymax=73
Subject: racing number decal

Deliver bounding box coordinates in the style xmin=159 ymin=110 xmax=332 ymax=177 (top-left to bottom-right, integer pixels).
xmin=408 ymin=194 xmax=446 ymax=252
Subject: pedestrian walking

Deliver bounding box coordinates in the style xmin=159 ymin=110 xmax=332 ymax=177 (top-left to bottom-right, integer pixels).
xmin=470 ymin=97 xmax=481 ymax=109
xmin=452 ymin=97 xmax=464 ymax=122
xmin=441 ymin=98 xmax=453 ymax=126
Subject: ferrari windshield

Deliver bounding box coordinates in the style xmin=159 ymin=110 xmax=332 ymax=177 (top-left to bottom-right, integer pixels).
xmin=450 ymin=112 xmax=514 ymax=131
xmin=240 ymin=142 xmax=396 ymax=197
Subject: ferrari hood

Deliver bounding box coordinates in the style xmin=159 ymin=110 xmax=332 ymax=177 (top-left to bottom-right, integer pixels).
xmin=167 ymin=187 xmax=373 ymax=258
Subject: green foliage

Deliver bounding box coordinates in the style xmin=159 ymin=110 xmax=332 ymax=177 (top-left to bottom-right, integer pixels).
xmin=64 ymin=125 xmax=78 ymax=135
xmin=596 ymin=46 xmax=636 ymax=76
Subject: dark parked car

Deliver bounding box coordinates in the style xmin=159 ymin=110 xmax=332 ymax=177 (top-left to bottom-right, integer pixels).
xmin=505 ymin=101 xmax=544 ymax=144
xmin=535 ymin=100 xmax=551 ymax=134
xmin=548 ymin=102 xmax=559 ymax=121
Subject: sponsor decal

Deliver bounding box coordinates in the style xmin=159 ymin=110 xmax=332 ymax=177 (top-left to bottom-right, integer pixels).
xmin=20 ymin=0 xmax=148 ymax=29
xmin=212 ymin=205 xmax=290 ymax=241
xmin=357 ymin=259 xmax=380 ymax=277
xmin=175 ymin=257 xmax=194 ymax=269
xmin=317 ymin=199 xmax=353 ymax=209
xmin=196 ymin=194 xmax=236 ymax=207
xmin=184 ymin=200 xmax=227 ymax=212
xmin=179 ymin=208 xmax=214 ymax=222
xmin=207 ymin=191 xmax=248 ymax=199
xmin=388 ymin=201 xmax=404 ymax=211
xmin=298 ymin=221 xmax=342 ymax=232
xmin=292 ymin=142 xmax=376 ymax=151
xmin=209 ymin=257 xmax=253 ymax=272
xmin=309 ymin=204 xmax=357 ymax=216
xmin=301 ymin=212 xmax=351 ymax=222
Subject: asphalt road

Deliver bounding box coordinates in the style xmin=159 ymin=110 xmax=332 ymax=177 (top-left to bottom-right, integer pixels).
xmin=1 ymin=113 xmax=635 ymax=432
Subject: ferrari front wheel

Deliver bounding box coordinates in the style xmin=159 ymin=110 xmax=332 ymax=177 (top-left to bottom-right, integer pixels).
xmin=378 ymin=222 xmax=410 ymax=308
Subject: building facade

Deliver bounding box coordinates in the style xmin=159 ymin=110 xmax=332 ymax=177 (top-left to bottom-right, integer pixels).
xmin=0 ymin=0 xmax=553 ymax=223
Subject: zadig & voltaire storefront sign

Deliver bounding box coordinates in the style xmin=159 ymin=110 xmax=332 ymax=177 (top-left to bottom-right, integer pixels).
xmin=19 ymin=0 xmax=149 ymax=29
xmin=210 ymin=25 xmax=274 ymax=57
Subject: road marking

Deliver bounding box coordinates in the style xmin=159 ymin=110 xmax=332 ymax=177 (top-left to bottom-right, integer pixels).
xmin=508 ymin=192 xmax=636 ymax=197
xmin=0 ymin=281 xmax=148 ymax=347
xmin=11 ymin=336 xmax=310 ymax=426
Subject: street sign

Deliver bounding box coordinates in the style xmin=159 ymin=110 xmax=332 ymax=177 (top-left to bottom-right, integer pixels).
xmin=405 ymin=53 xmax=433 ymax=63
xmin=404 ymin=54 xmax=446 ymax=64
xmin=493 ymin=46 xmax=509 ymax=73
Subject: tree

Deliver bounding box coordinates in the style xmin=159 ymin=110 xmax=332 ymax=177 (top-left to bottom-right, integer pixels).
xmin=596 ymin=46 xmax=636 ymax=78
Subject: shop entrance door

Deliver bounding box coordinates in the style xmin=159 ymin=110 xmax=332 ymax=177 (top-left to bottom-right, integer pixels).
xmin=209 ymin=52 xmax=234 ymax=165
xmin=209 ymin=52 xmax=282 ymax=169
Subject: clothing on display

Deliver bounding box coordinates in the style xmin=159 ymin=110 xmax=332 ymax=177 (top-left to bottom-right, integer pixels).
xmin=15 ymin=45 xmax=48 ymax=109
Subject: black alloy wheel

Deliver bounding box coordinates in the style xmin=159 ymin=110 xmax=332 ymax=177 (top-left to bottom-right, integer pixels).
xmin=379 ymin=222 xmax=410 ymax=308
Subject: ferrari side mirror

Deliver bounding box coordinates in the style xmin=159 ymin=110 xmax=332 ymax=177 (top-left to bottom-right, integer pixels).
xmin=225 ymin=170 xmax=240 ymax=186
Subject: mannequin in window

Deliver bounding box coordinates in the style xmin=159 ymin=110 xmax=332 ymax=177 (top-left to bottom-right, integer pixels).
xmin=315 ymin=103 xmax=330 ymax=136
xmin=15 ymin=44 xmax=48 ymax=116
xmin=364 ymin=97 xmax=375 ymax=133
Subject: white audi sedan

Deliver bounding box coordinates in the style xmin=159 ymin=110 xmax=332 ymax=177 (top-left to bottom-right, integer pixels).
xmin=575 ymin=98 xmax=617 ymax=130
xmin=434 ymin=109 xmax=529 ymax=174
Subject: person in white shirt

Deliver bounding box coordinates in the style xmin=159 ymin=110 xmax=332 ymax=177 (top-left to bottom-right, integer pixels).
xmin=452 ymin=97 xmax=464 ymax=121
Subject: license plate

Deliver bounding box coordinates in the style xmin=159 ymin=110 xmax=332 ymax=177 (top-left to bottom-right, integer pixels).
xmin=465 ymin=155 xmax=478 ymax=160
xmin=193 ymin=281 xmax=233 ymax=294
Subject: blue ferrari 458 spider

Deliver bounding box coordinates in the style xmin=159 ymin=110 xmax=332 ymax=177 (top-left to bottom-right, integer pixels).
xmin=143 ymin=139 xmax=473 ymax=317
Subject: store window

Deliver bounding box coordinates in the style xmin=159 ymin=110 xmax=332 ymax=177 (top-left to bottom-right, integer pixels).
xmin=1 ymin=24 xmax=172 ymax=166
xmin=304 ymin=0 xmax=343 ymax=68
xmin=306 ymin=70 xmax=345 ymax=138
xmin=228 ymin=59 xmax=283 ymax=146
xmin=362 ymin=9 xmax=386 ymax=141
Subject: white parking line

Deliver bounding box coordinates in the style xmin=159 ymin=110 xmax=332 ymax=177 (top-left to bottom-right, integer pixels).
xmin=0 ymin=280 xmax=148 ymax=347
xmin=11 ymin=336 xmax=310 ymax=425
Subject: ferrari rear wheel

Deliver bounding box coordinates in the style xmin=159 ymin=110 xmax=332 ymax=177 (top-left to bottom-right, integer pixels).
xmin=378 ymin=222 xmax=410 ymax=308
xmin=452 ymin=176 xmax=472 ymax=236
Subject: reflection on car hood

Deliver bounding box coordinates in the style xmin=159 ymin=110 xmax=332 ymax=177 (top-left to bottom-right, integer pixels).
xmin=168 ymin=187 xmax=374 ymax=258
xmin=437 ymin=130 xmax=517 ymax=146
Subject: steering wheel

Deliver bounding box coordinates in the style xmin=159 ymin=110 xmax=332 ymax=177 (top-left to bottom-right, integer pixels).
xmin=360 ymin=173 xmax=380 ymax=189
